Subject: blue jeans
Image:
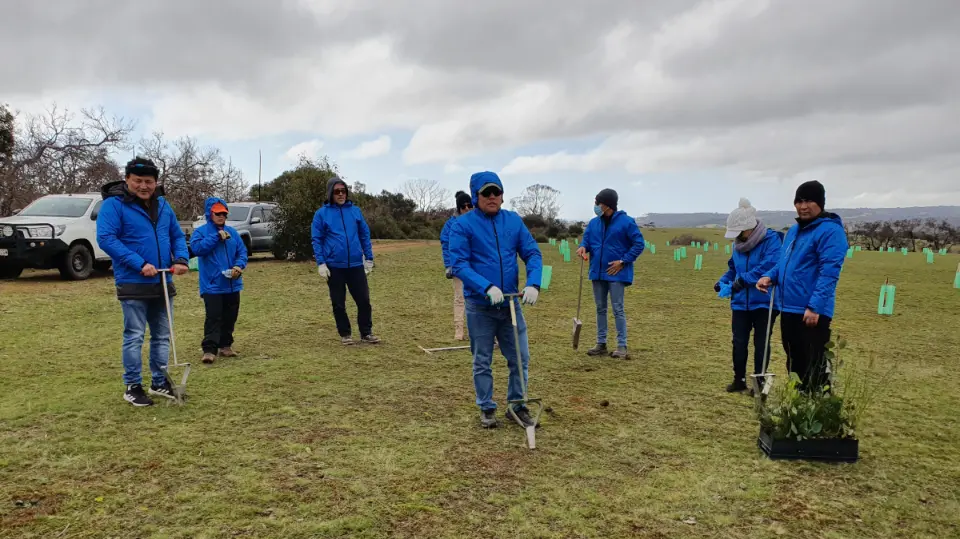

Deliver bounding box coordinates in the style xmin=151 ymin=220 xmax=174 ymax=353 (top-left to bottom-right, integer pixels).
xmin=120 ymin=299 xmax=172 ymax=386
xmin=592 ymin=280 xmax=627 ymax=348
xmin=465 ymin=298 xmax=530 ymax=411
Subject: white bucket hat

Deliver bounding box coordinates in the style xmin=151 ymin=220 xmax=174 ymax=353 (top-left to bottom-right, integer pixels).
xmin=724 ymin=198 xmax=759 ymax=239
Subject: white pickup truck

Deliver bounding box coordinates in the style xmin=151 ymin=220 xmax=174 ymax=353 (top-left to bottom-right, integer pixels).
xmin=0 ymin=193 xmax=113 ymax=280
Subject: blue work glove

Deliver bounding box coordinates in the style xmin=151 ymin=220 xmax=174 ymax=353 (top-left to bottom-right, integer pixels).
xmin=717 ymin=283 xmax=732 ymax=298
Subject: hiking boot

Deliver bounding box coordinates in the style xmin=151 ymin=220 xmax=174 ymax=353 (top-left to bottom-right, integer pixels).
xmin=586 ymin=343 xmax=608 ymax=356
xmin=341 ymin=335 xmax=354 ymax=346
xmin=201 ymin=352 xmax=216 ymax=364
xmin=124 ymin=384 xmax=154 ymax=407
xmin=149 ymin=381 xmax=177 ymax=401
xmin=506 ymin=406 xmax=540 ymax=428
xmin=480 ymin=409 xmax=498 ymax=429
xmin=218 ymin=347 xmax=238 ymax=357
xmin=610 ymin=347 xmax=630 ymax=360
xmin=727 ymin=379 xmax=748 ymax=393
xmin=360 ymin=334 xmax=381 ymax=344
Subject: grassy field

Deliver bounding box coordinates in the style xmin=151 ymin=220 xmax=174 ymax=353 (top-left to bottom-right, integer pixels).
xmin=1 ymin=231 xmax=959 ymax=538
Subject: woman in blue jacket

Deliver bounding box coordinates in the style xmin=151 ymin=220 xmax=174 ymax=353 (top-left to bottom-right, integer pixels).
xmin=439 ymin=191 xmax=474 ymax=341
xmin=758 ymin=181 xmax=848 ymax=393
xmin=576 ymin=188 xmax=645 ymax=359
xmin=189 ymin=197 xmax=248 ymax=364
xmin=715 ymin=199 xmax=782 ymax=393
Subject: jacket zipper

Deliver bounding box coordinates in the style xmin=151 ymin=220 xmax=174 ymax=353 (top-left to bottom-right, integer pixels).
xmin=148 ymin=202 xmax=163 ymax=287
xmin=221 ymin=238 xmax=234 ymax=293
xmin=598 ymin=214 xmax=614 ymax=281
xmin=744 ymin=249 xmax=751 ymax=308
xmin=338 ymin=206 xmax=351 ymax=266
xmin=490 ymin=215 xmax=505 ymax=293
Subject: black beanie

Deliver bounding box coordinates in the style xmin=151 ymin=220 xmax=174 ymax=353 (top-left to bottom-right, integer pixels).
xmin=596 ymin=188 xmax=618 ymax=211
xmin=795 ymin=180 xmax=826 ymax=209
xmin=455 ymin=190 xmax=472 ymax=209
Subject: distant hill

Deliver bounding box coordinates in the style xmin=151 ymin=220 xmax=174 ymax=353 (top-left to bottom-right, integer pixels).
xmin=637 ymin=206 xmax=960 ymax=229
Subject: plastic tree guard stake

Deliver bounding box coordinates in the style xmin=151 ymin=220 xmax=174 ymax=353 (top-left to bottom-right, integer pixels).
xmin=846 ymin=248 xmax=853 ymax=259
xmin=714 ymin=242 xmax=719 ymax=250
xmin=694 ymin=254 xmax=703 ymax=271
xmin=666 ymin=241 xmax=671 ymax=246
xmin=725 ymin=245 xmax=732 ymax=255
xmin=650 ymin=244 xmax=656 ymax=254
xmin=674 ymin=249 xmax=681 ymax=262
xmin=902 ymin=248 xmax=909 ymax=256
xmin=856 ymin=246 xmax=862 ymax=251
xmin=927 ymin=252 xmax=934 ymax=264
xmin=681 ymin=247 xmax=688 ymax=259
xmin=953 ymin=272 xmax=960 ymax=289
xmin=541 ymin=266 xmax=553 ymax=290
xmin=878 ymin=282 xmax=896 ymax=316
xmin=563 ymin=251 xmax=571 ymax=263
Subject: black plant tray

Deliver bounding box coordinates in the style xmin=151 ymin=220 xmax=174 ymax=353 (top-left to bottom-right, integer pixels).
xmin=758 ymin=428 xmax=859 ymax=463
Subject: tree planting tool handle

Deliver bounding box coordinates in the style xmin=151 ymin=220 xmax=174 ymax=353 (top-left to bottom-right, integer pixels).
xmin=575 ymin=254 xmax=585 ymax=320
xmin=758 ymin=286 xmax=776 ymax=390
xmin=504 ymin=294 xmax=528 ymax=401
xmin=158 ymin=269 xmax=181 ymax=369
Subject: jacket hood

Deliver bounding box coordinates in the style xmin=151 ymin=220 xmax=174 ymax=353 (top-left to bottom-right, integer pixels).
xmin=101 ymin=180 xmax=165 ymax=202
xmin=469 ymin=171 xmax=504 ymax=206
xmin=326 ymin=178 xmax=349 ymax=205
xmin=204 ymin=197 xmax=229 ymax=223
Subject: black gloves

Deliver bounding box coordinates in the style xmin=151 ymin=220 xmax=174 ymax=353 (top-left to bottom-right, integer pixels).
xmin=731 ymin=277 xmax=746 ymax=293
xmin=714 ymin=282 xmax=722 ymax=293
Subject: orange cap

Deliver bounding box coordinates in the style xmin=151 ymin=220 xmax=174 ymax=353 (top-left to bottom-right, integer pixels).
xmin=211 ymin=202 xmax=228 ymax=214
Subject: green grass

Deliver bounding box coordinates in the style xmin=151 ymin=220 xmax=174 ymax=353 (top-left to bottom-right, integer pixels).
xmin=1 ymin=232 xmax=959 ymax=538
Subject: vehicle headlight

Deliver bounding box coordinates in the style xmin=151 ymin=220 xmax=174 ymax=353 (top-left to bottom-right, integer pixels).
xmin=26 ymin=226 xmax=53 ymax=239
xmin=1 ymin=225 xmax=12 ymax=237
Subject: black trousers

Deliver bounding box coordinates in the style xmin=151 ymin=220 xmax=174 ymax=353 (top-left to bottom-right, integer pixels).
xmin=202 ymin=292 xmax=241 ymax=354
xmin=732 ymin=308 xmax=779 ymax=384
xmin=780 ymin=312 xmax=833 ymax=391
xmin=328 ymin=266 xmax=372 ymax=337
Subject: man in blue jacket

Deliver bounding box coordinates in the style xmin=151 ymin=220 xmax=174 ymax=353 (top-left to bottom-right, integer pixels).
xmin=439 ymin=190 xmax=474 ymax=341
xmin=189 ymin=197 xmax=249 ymax=364
xmin=312 ymin=177 xmax=379 ymax=345
xmin=575 ymin=188 xmax=645 ymax=359
xmin=716 ymin=198 xmax=782 ymax=393
xmin=757 ymin=181 xmax=848 ymax=393
xmin=449 ymin=171 xmax=543 ymax=429
xmin=96 ymin=157 xmax=190 ymax=407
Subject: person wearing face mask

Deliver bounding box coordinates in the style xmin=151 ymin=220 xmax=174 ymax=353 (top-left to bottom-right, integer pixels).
xmin=715 ymin=198 xmax=783 ymax=394
xmin=96 ymin=157 xmax=190 ymax=407
xmin=757 ymin=181 xmax=848 ymax=393
xmin=440 ymin=191 xmax=474 ymax=341
xmin=575 ymin=188 xmax=645 ymax=359
xmin=448 ymin=171 xmax=543 ymax=429
xmin=189 ymin=197 xmax=249 ymax=364
xmin=312 ymin=177 xmax=379 ymax=345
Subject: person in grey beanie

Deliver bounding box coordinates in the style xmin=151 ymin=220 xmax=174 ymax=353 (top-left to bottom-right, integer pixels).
xmin=715 ymin=198 xmax=782 ymax=394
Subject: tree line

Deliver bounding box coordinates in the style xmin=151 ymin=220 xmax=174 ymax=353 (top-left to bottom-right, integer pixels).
xmin=848 ymin=219 xmax=958 ymax=252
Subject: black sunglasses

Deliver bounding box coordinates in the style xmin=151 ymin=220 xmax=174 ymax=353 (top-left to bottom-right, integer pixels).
xmin=479 ymin=187 xmax=502 ymax=198
xmin=459 ymin=203 xmax=474 ymax=210
xmin=214 ymin=212 xmax=228 ymax=217
xmin=333 ymin=188 xmax=347 ymax=195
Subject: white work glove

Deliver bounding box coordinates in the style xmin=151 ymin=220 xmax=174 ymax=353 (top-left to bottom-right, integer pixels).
xmin=521 ymin=286 xmax=540 ymax=305
xmin=363 ymin=259 xmax=374 ymax=275
xmin=318 ymin=264 xmax=330 ymax=279
xmin=486 ymin=286 xmax=504 ymax=306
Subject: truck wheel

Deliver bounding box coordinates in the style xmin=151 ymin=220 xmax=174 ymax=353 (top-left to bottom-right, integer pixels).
xmin=0 ymin=264 xmax=23 ymax=280
xmin=93 ymin=260 xmax=112 ymax=273
xmin=59 ymin=244 xmax=94 ymax=280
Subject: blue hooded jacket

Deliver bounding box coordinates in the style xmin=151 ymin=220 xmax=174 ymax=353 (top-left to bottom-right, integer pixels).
xmin=718 ymin=228 xmax=783 ymax=311
xmin=311 ymin=179 xmax=374 ymax=269
xmin=189 ymin=197 xmax=249 ymax=296
xmin=763 ymin=213 xmax=848 ymax=318
xmin=449 ymin=172 xmax=543 ymax=305
xmin=581 ymin=211 xmax=645 ymax=285
xmin=439 ymin=214 xmax=458 ymax=268
xmin=96 ymin=180 xmax=190 ymax=298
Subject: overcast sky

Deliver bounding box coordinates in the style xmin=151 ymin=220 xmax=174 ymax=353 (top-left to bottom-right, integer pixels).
xmin=3 ymin=0 xmax=959 ymax=221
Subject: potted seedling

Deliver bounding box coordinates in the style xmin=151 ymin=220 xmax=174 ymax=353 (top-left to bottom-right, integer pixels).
xmin=754 ymin=337 xmax=879 ymax=463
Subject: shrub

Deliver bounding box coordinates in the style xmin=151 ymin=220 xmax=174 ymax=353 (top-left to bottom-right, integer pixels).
xmin=534 ymin=234 xmax=549 ymax=244
xmin=271 ymin=157 xmax=339 ymax=261
xmin=669 ymin=234 xmax=707 ymax=246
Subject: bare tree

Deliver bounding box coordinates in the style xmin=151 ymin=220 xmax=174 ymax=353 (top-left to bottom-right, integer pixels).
xmin=510 ymin=184 xmax=561 ymax=221
xmin=0 ymin=104 xmax=133 ymax=216
xmin=136 ymin=132 xmax=247 ymax=220
xmin=400 ymin=178 xmax=449 ymax=212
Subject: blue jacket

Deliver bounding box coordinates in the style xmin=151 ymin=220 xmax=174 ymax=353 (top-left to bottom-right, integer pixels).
xmin=449 ymin=172 xmax=543 ymax=304
xmin=439 ymin=214 xmax=458 ymax=268
xmin=311 ymin=180 xmax=373 ymax=269
xmin=96 ymin=181 xmax=189 ymax=297
xmin=764 ymin=213 xmax=848 ymax=318
xmin=718 ymin=228 xmax=783 ymax=311
xmin=581 ymin=211 xmax=645 ymax=285
xmin=189 ymin=197 xmax=249 ymax=296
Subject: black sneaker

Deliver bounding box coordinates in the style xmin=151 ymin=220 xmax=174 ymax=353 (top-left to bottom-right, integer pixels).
xmin=149 ymin=381 xmax=177 ymax=401
xmin=506 ymin=406 xmax=540 ymax=428
xmin=360 ymin=334 xmax=381 ymax=344
xmin=726 ymin=379 xmax=748 ymax=393
xmin=124 ymin=384 xmax=154 ymax=407
xmin=610 ymin=346 xmax=630 ymax=360
xmin=341 ymin=335 xmax=354 ymax=346
xmin=586 ymin=343 xmax=608 ymax=356
xmin=480 ymin=409 xmax=498 ymax=429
